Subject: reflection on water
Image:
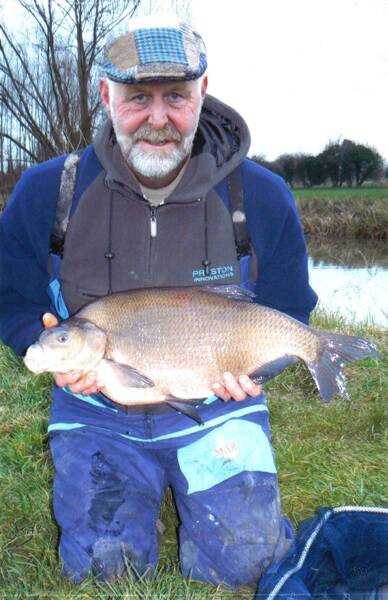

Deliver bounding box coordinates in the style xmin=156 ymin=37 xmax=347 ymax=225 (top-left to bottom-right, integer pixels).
xmin=307 ymin=237 xmax=387 ymax=327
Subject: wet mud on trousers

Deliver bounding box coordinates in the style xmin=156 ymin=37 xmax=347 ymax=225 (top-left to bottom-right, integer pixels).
xmin=49 ymin=393 xmax=294 ymax=587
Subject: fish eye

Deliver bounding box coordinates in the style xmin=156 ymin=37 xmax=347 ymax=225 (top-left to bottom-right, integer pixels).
xmin=57 ymin=333 xmax=69 ymax=344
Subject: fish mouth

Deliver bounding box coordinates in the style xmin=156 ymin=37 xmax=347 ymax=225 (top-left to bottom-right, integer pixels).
xmin=24 ymin=356 xmax=46 ymax=374
xmin=24 ymin=344 xmax=50 ymax=374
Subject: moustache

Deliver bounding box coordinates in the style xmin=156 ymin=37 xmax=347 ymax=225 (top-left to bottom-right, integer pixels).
xmin=133 ymin=124 xmax=182 ymax=144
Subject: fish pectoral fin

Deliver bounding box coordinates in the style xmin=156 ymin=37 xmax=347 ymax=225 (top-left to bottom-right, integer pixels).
xmin=102 ymin=359 xmax=154 ymax=388
xmin=249 ymin=356 xmax=298 ymax=384
xmin=165 ymin=396 xmax=203 ymax=424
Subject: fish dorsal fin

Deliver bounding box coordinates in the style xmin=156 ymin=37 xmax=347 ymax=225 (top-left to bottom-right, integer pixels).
xmin=249 ymin=356 xmax=298 ymax=384
xmin=201 ymin=285 xmax=256 ymax=303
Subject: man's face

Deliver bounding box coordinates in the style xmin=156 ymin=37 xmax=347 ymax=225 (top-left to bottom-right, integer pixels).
xmin=100 ymin=77 xmax=208 ymax=181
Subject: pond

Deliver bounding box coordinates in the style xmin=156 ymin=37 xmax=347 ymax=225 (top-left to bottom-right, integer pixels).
xmin=307 ymin=237 xmax=387 ymax=328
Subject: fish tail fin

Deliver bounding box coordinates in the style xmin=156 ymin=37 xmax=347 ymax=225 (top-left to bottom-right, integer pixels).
xmin=306 ymin=332 xmax=380 ymax=402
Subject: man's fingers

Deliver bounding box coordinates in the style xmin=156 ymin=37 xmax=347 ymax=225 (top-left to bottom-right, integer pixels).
xmin=72 ymin=383 xmax=101 ymax=396
xmin=67 ymin=373 xmax=97 ymax=394
xmin=53 ymin=369 xmax=104 ymax=396
xmin=43 ymin=312 xmax=59 ymax=328
xmin=53 ymin=371 xmax=82 ymax=388
xmin=238 ymin=375 xmax=262 ymax=397
xmin=212 ymin=373 xmax=262 ymax=402
xmin=212 ymin=383 xmax=231 ymax=402
xmin=223 ymin=372 xmax=247 ymax=401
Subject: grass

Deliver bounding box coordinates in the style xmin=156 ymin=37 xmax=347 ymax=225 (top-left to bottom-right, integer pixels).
xmin=0 ymin=311 xmax=387 ymax=598
xmin=294 ymin=184 xmax=388 ymax=200
xmin=295 ymin=193 xmax=388 ymax=240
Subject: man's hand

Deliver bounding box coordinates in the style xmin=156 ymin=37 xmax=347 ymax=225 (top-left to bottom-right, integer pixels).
xmin=42 ymin=312 xmax=101 ymax=396
xmin=212 ymin=372 xmax=261 ymax=402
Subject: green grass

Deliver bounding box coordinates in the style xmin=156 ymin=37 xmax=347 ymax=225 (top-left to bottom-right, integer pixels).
xmin=0 ymin=312 xmax=387 ymax=598
xmin=294 ymin=185 xmax=388 ymax=200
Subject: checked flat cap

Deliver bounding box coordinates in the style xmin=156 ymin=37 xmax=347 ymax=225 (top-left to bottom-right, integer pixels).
xmin=102 ymin=15 xmax=207 ymax=84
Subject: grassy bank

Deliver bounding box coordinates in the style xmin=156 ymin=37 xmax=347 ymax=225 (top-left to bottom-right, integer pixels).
xmin=294 ymin=187 xmax=388 ymax=240
xmin=0 ymin=312 xmax=386 ymax=599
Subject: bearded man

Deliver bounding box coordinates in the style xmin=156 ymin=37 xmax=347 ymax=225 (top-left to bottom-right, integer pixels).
xmin=0 ymin=16 xmax=317 ymax=589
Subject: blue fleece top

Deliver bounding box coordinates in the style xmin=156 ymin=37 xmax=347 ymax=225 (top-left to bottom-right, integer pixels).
xmin=0 ymin=147 xmax=317 ymax=356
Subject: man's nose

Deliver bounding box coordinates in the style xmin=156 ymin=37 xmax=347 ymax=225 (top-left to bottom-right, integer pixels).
xmin=147 ymin=98 xmax=169 ymax=128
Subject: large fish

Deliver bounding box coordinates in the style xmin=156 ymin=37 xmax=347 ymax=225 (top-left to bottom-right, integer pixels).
xmin=24 ymin=286 xmax=380 ymax=421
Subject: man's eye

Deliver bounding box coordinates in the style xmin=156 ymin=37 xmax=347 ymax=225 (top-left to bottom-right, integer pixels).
xmin=169 ymin=92 xmax=183 ymax=102
xmin=132 ymin=94 xmax=147 ymax=103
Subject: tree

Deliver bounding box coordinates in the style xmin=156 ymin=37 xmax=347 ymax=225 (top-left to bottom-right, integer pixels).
xmin=294 ymin=154 xmax=326 ymax=187
xmin=0 ymin=0 xmax=142 ymax=164
xmin=275 ymin=154 xmax=297 ymax=188
xmin=319 ymin=139 xmax=356 ymax=187
xmin=319 ymin=141 xmax=342 ymax=187
xmin=346 ymin=144 xmax=384 ymax=186
xmin=318 ymin=139 xmax=384 ymax=187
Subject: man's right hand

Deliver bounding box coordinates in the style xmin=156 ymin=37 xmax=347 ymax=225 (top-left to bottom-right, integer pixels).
xmin=42 ymin=312 xmax=101 ymax=396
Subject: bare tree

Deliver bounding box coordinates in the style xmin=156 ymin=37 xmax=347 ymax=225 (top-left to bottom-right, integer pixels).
xmin=134 ymin=0 xmax=191 ymax=21
xmin=0 ymin=0 xmax=142 ymax=163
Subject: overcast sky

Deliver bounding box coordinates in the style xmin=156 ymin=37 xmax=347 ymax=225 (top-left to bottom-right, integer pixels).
xmin=189 ymin=0 xmax=388 ymax=160
xmin=2 ymin=0 xmax=388 ymax=161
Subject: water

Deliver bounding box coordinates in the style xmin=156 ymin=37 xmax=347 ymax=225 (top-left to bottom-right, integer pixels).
xmin=307 ymin=237 xmax=388 ymax=327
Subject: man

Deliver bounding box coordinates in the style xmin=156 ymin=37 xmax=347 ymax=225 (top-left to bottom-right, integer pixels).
xmin=0 ymin=16 xmax=317 ymax=589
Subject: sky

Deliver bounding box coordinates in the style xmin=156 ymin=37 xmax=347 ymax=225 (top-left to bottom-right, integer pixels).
xmin=188 ymin=0 xmax=388 ymax=161
xmin=2 ymin=0 xmax=388 ymax=161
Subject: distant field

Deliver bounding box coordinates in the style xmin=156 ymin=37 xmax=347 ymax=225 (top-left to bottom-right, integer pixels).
xmin=294 ymin=185 xmax=388 ymax=200
xmin=2 ymin=184 xmax=388 ymax=206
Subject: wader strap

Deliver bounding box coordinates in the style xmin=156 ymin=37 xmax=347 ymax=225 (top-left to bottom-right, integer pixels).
xmin=227 ymin=167 xmax=252 ymax=258
xmin=50 ymin=151 xmax=83 ymax=256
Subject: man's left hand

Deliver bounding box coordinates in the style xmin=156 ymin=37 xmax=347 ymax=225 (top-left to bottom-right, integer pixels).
xmin=212 ymin=372 xmax=261 ymax=402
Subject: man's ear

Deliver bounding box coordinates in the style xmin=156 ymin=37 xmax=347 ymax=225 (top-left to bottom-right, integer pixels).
xmin=100 ymin=78 xmax=111 ymax=116
xmin=201 ymin=75 xmax=208 ymax=99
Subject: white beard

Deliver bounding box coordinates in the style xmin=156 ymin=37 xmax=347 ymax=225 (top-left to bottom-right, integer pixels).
xmin=118 ymin=130 xmax=195 ymax=179
xmin=111 ymin=109 xmax=201 ymax=180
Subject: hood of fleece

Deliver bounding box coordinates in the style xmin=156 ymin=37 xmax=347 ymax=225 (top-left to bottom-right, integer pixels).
xmin=93 ymin=94 xmax=251 ymax=202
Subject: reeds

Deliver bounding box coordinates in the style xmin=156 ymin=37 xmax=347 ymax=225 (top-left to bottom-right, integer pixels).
xmin=296 ymin=194 xmax=388 ymax=240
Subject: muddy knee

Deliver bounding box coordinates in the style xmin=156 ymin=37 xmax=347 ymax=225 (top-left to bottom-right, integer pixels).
xmin=90 ymin=538 xmax=154 ymax=581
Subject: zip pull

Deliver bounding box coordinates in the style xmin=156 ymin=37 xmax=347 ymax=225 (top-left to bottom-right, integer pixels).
xmin=150 ymin=209 xmax=157 ymax=237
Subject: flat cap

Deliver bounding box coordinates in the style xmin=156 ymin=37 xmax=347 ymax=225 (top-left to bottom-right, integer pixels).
xmin=102 ymin=15 xmax=207 ymax=84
